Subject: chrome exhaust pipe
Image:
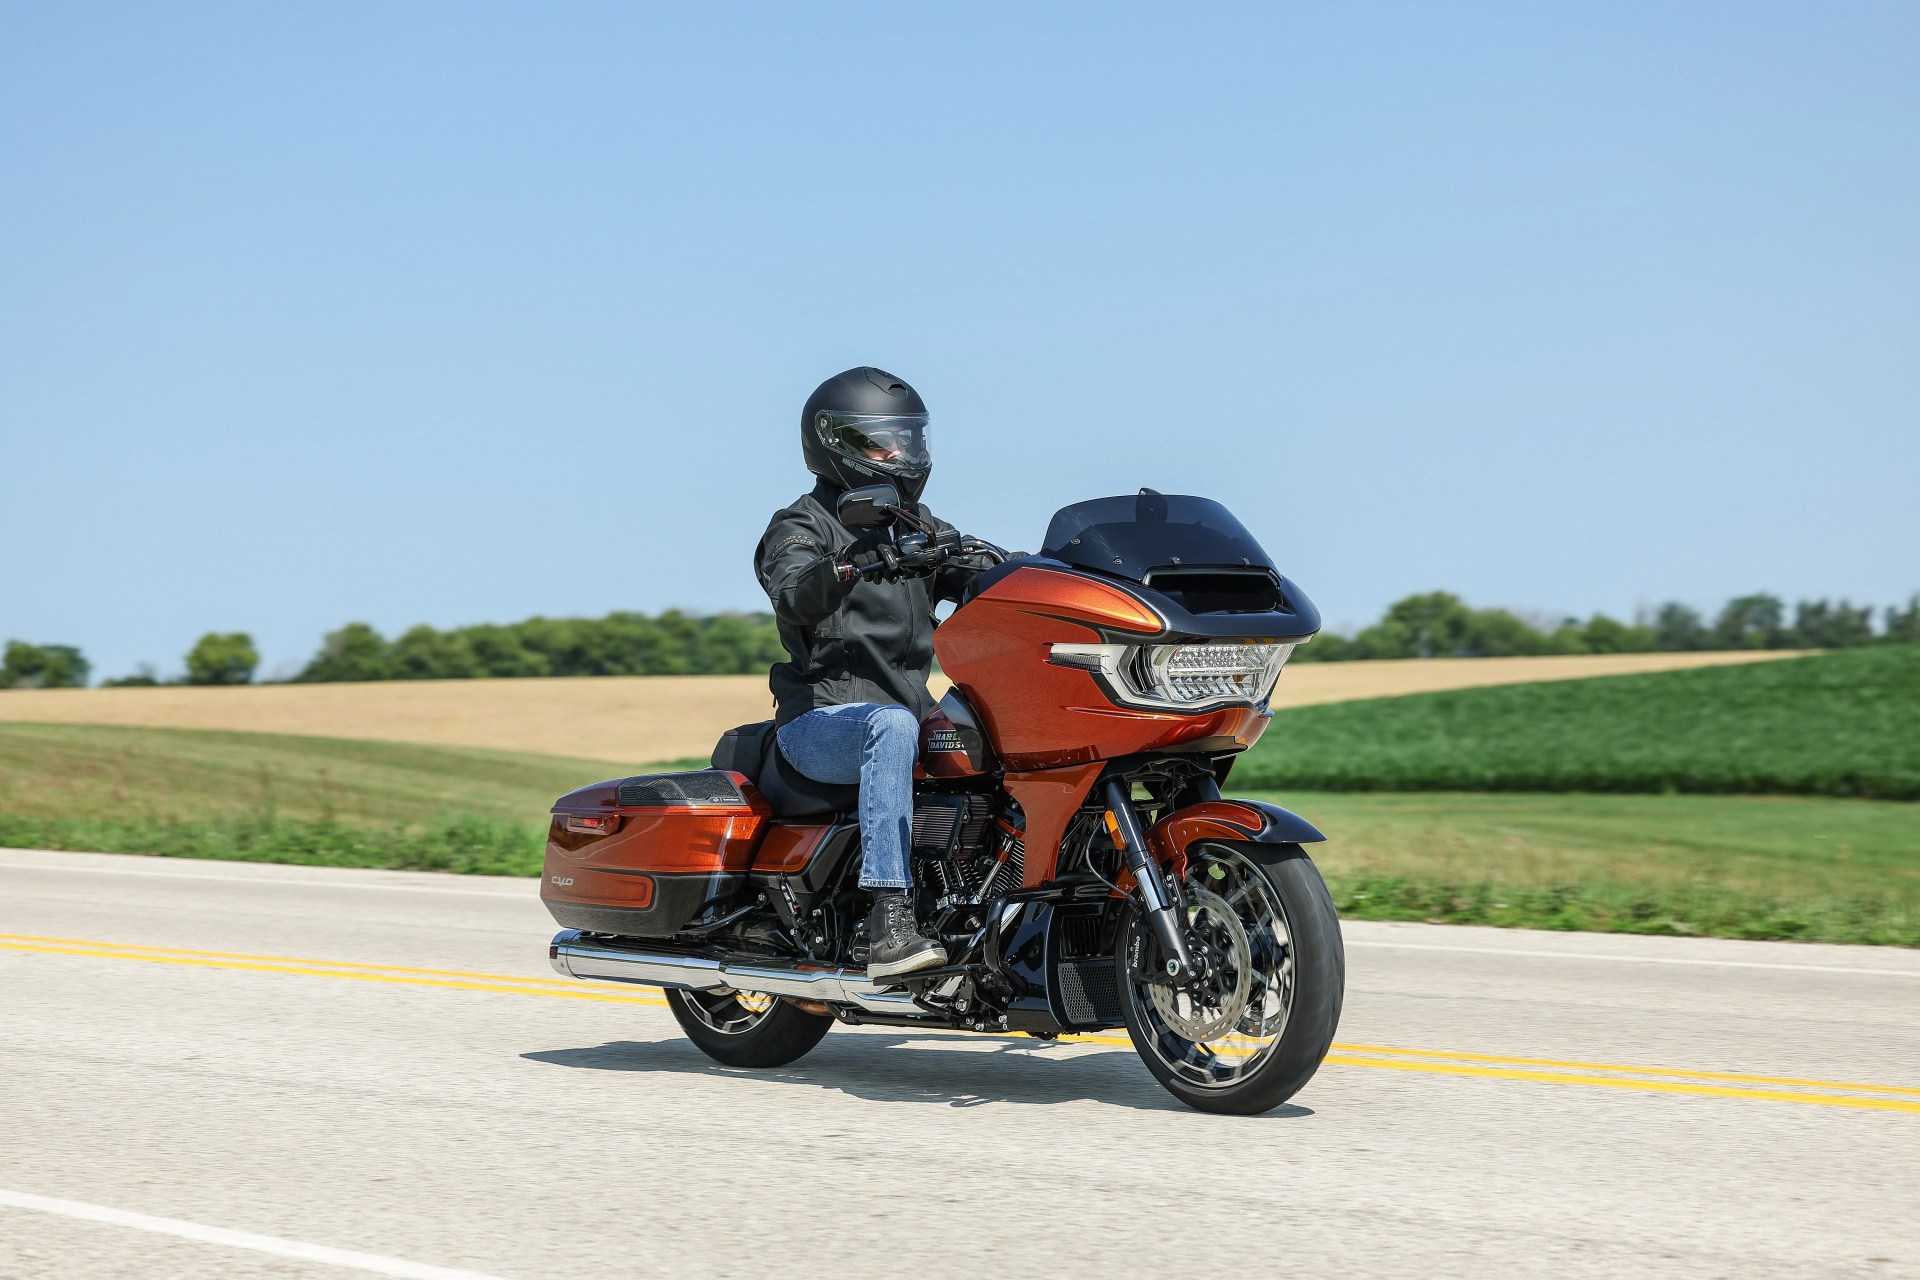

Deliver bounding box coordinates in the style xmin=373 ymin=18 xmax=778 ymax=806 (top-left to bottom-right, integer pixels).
xmin=548 ymin=929 xmax=920 ymax=1015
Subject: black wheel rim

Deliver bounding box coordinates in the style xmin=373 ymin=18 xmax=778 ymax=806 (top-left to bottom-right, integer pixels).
xmin=1127 ymin=844 xmax=1295 ymax=1090
xmin=679 ymin=988 xmax=779 ymax=1036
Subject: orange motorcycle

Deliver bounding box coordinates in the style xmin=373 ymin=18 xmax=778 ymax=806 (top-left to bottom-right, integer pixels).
xmin=542 ymin=487 xmax=1342 ymax=1114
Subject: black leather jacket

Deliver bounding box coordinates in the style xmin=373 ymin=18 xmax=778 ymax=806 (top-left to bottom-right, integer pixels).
xmin=756 ymin=480 xmax=991 ymax=727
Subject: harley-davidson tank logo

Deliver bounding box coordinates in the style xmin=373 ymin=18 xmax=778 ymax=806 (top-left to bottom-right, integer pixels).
xmin=926 ymin=730 xmax=968 ymax=753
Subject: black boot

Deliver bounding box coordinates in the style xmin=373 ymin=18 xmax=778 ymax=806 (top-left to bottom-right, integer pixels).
xmin=866 ymin=889 xmax=946 ymax=982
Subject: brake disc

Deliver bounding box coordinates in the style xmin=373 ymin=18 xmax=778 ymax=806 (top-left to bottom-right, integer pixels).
xmin=1148 ymin=886 xmax=1252 ymax=1042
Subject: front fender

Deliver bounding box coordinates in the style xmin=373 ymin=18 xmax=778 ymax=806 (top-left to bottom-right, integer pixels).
xmin=1145 ymin=799 xmax=1326 ymax=870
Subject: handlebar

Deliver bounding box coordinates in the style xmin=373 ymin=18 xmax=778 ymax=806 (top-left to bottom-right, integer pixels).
xmin=833 ymin=531 xmax=1010 ymax=582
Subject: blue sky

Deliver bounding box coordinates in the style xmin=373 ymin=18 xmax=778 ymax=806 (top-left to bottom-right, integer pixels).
xmin=3 ymin=2 xmax=1915 ymax=681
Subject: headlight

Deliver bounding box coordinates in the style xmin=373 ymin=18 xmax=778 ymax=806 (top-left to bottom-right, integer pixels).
xmin=1048 ymin=640 xmax=1296 ymax=711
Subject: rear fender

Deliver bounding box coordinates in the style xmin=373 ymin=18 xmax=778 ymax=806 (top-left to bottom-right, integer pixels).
xmin=1144 ymin=799 xmax=1326 ymax=873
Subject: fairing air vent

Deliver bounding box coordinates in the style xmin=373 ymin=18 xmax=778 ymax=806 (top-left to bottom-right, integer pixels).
xmin=1141 ymin=569 xmax=1286 ymax=615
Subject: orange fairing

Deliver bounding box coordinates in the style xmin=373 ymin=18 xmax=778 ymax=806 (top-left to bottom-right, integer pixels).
xmin=936 ymin=563 xmax=1270 ymax=771
xmin=1004 ymin=762 xmax=1105 ymax=888
xmin=974 ymin=565 xmax=1165 ymax=634
xmin=1144 ymin=801 xmax=1265 ymax=869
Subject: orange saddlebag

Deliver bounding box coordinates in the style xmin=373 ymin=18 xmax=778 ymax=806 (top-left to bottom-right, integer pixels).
xmin=541 ymin=770 xmax=769 ymax=937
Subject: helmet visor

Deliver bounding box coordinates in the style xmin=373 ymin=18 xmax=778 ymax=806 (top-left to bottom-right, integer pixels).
xmin=817 ymin=412 xmax=931 ymax=473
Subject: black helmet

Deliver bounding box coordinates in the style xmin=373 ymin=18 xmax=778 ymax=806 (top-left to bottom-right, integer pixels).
xmin=801 ymin=366 xmax=932 ymax=503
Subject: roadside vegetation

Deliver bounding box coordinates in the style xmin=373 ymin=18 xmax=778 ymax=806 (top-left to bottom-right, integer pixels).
xmin=2 ymin=721 xmax=1914 ymax=946
xmin=1240 ymin=647 xmax=1920 ymax=800
xmin=1262 ymin=791 xmax=1919 ymax=947
xmin=0 ymin=723 xmax=641 ymax=877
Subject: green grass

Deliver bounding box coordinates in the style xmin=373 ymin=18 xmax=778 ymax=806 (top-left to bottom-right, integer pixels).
xmin=2 ymin=722 xmax=1915 ymax=945
xmin=0 ymin=722 xmax=662 ymax=875
xmin=1239 ymin=646 xmax=1920 ymax=799
xmin=1256 ymin=790 xmax=1920 ymax=946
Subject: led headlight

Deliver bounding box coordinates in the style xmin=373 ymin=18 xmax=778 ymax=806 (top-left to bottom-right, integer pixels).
xmin=1049 ymin=640 xmax=1297 ymax=711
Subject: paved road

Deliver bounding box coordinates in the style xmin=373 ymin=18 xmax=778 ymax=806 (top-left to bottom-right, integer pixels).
xmin=2 ymin=848 xmax=1916 ymax=1279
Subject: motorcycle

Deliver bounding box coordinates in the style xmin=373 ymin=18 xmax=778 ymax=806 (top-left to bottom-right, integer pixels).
xmin=541 ymin=485 xmax=1342 ymax=1114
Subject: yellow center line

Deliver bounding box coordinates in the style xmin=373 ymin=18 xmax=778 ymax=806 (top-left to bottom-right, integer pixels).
xmin=6 ymin=935 xmax=1916 ymax=1113
xmin=0 ymin=941 xmax=666 ymax=1006
xmin=1326 ymin=1040 xmax=1920 ymax=1097
xmin=1317 ymin=1055 xmax=1920 ymax=1114
xmin=0 ymin=932 xmax=582 ymax=987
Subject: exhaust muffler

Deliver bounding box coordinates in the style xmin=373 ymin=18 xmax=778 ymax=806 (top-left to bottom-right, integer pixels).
xmin=548 ymin=929 xmax=920 ymax=1015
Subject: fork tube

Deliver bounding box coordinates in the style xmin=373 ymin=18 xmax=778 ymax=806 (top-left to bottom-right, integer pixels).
xmin=1102 ymin=779 xmax=1197 ymax=983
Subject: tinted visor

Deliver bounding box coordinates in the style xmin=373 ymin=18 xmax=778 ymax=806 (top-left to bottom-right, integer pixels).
xmin=817 ymin=412 xmax=931 ymax=472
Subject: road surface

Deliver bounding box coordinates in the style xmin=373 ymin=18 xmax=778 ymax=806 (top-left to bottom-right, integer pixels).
xmin=2 ymin=847 xmax=1916 ymax=1279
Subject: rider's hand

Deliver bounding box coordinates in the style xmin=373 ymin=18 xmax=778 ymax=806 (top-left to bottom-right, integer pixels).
xmin=845 ymin=531 xmax=898 ymax=579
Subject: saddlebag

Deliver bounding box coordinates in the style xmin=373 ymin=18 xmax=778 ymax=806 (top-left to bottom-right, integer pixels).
xmin=540 ymin=769 xmax=769 ymax=938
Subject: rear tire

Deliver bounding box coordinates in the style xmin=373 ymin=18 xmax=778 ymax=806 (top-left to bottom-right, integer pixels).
xmin=1119 ymin=841 xmax=1344 ymax=1115
xmin=665 ymin=988 xmax=834 ymax=1068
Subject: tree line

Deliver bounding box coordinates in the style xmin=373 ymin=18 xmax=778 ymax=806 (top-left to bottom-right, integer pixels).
xmin=293 ymin=612 xmax=787 ymax=682
xmin=5 ymin=589 xmax=1916 ymax=688
xmin=1296 ymin=591 xmax=1920 ymax=661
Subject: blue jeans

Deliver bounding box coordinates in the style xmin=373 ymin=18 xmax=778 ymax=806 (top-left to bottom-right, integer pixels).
xmin=776 ymin=702 xmax=917 ymax=890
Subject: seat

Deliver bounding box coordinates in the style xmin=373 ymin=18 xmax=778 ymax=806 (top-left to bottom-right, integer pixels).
xmin=710 ymin=720 xmax=860 ymax=818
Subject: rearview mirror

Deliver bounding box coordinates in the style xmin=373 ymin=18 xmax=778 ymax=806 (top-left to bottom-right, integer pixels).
xmin=836 ymin=483 xmax=901 ymax=529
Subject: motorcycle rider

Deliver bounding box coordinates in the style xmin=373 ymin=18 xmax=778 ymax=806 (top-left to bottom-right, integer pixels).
xmin=755 ymin=367 xmax=994 ymax=981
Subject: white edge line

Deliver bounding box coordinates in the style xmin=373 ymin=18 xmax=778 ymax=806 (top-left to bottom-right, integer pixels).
xmin=0 ymin=1188 xmax=512 ymax=1279
xmin=0 ymin=859 xmax=526 ymax=898
xmin=1345 ymin=939 xmax=1920 ymax=978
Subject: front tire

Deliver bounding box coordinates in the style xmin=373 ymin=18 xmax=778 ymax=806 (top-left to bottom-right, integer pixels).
xmin=665 ymin=988 xmax=834 ymax=1068
xmin=1119 ymin=841 xmax=1344 ymax=1115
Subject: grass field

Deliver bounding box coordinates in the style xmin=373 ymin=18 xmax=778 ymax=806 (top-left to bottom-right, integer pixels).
xmin=1238 ymin=646 xmax=1920 ymax=800
xmin=1259 ymin=790 xmax=1919 ymax=945
xmin=0 ymin=723 xmax=640 ymax=876
xmin=0 ymin=651 xmax=1799 ymax=764
xmin=2 ymin=721 xmax=1913 ymax=945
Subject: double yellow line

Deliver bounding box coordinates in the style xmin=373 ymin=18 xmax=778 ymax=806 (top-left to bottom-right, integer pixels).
xmin=4 ymin=932 xmax=1916 ymax=1114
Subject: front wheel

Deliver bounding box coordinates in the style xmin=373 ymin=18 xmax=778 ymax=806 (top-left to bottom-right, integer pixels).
xmin=1118 ymin=841 xmax=1344 ymax=1115
xmin=665 ymin=988 xmax=834 ymax=1068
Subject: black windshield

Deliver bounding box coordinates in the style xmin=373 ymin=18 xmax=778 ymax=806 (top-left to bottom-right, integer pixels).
xmin=1041 ymin=493 xmax=1276 ymax=583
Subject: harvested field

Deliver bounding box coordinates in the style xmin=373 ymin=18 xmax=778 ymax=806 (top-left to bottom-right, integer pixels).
xmin=0 ymin=650 xmax=1800 ymax=766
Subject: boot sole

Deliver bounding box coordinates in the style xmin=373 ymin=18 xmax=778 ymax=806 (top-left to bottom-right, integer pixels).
xmin=866 ymin=942 xmax=948 ymax=983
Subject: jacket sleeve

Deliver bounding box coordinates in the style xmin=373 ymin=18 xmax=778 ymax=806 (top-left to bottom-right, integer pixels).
xmin=757 ymin=510 xmax=854 ymax=627
xmin=923 ymin=507 xmax=997 ymax=605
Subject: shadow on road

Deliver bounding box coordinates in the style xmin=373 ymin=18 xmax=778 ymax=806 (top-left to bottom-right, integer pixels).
xmin=520 ymin=1033 xmax=1312 ymax=1116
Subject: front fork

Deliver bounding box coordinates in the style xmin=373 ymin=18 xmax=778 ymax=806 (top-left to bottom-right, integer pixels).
xmin=1102 ymin=779 xmax=1199 ymax=984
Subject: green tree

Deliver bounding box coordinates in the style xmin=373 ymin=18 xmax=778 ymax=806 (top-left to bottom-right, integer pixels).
xmin=462 ymin=624 xmax=552 ymax=678
xmin=1581 ymin=614 xmax=1655 ymax=653
xmin=1 ymin=641 xmax=91 ymax=688
xmin=1714 ymin=594 xmax=1786 ymax=649
xmin=184 ymin=632 xmax=259 ymax=685
xmin=1789 ymin=599 xmax=1873 ymax=649
xmin=1887 ymin=595 xmax=1920 ymax=644
xmin=1291 ymin=631 xmax=1353 ymax=662
xmin=103 ymin=664 xmax=163 ymax=687
xmin=1459 ymin=608 xmax=1551 ymax=657
xmin=1653 ymin=603 xmax=1709 ymax=651
xmin=297 ymin=623 xmax=393 ymax=682
xmin=389 ymin=625 xmax=479 ymax=679
xmin=1353 ymin=592 xmax=1473 ymax=658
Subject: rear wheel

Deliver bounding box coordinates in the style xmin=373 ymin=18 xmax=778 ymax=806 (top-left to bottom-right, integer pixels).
xmin=1118 ymin=841 xmax=1344 ymax=1115
xmin=665 ymin=988 xmax=834 ymax=1068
